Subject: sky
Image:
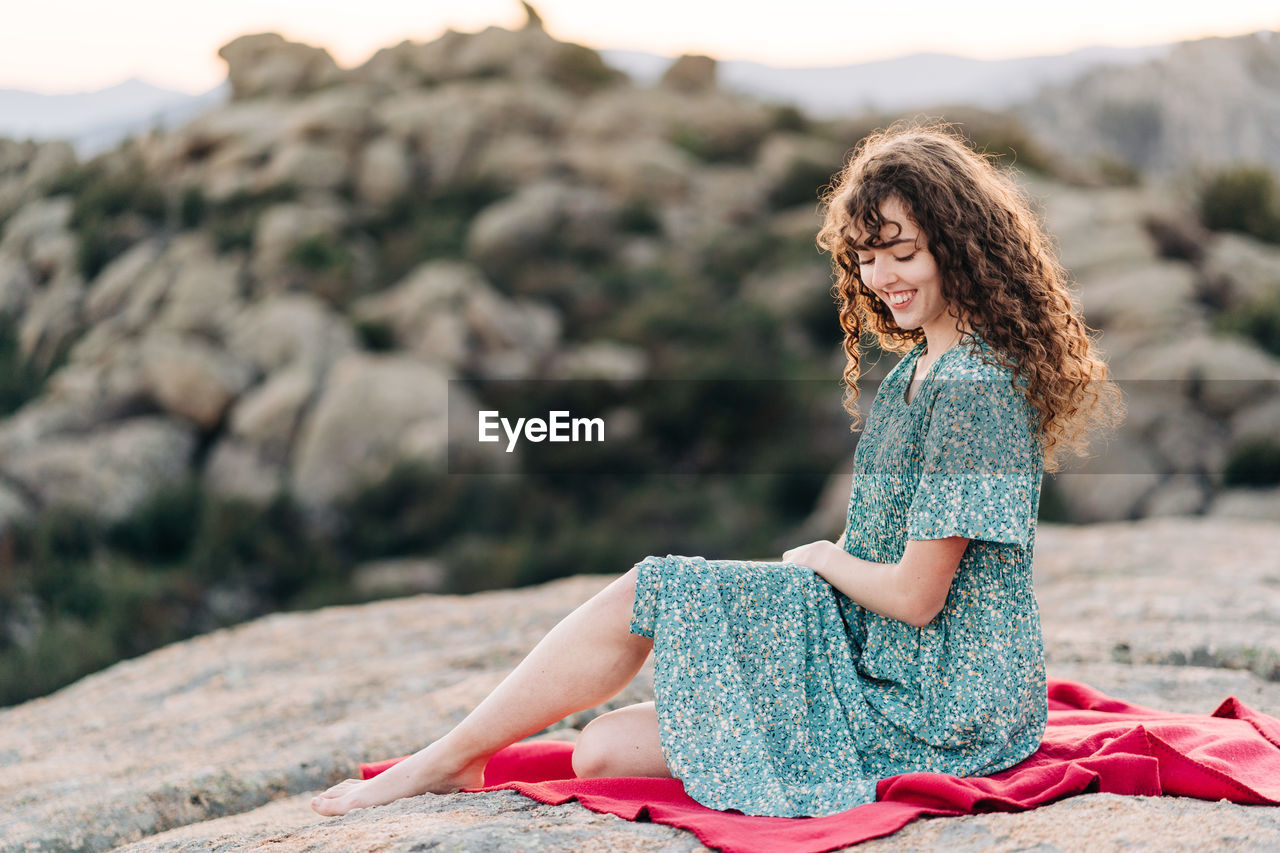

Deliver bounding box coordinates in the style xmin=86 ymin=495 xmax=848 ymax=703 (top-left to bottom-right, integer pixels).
xmin=2 ymin=0 xmax=1278 ymax=95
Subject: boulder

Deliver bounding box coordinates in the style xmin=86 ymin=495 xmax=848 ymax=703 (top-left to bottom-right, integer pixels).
xmin=559 ymin=138 xmax=694 ymax=203
xmin=0 ymin=196 xmax=73 ymax=261
xmin=354 ymin=29 xmax=478 ymax=88
xmin=217 ymin=33 xmax=344 ymax=100
xmin=24 ymin=226 xmax=78 ymax=281
xmin=1121 ymin=334 xmax=1280 ymax=416
xmin=227 ymin=293 xmax=356 ymax=376
xmin=146 ymin=100 xmax=286 ymax=201
xmin=355 ymin=135 xmax=414 ymax=207
xmin=466 ymin=181 xmax=618 ymax=267
xmin=352 ymin=261 xmax=562 ymax=377
xmin=249 ymin=199 xmax=348 ymax=289
xmin=154 ymin=236 xmax=245 ymax=335
xmin=0 ymin=479 xmax=32 ymax=532
xmin=1207 ymin=487 xmax=1280 ymax=522
xmin=18 ymin=272 xmax=84 ymax=371
xmin=203 ymin=438 xmax=285 ymax=505
xmin=660 ymin=54 xmax=717 ymax=92
xmin=289 ymin=354 xmax=453 ymax=509
xmin=1031 ymin=182 xmax=1157 ymax=278
xmin=1075 ymin=260 xmax=1200 ymax=335
xmin=84 ymin=238 xmax=166 ymax=324
xmin=0 ymin=139 xmax=76 ymax=221
xmin=1201 ymin=232 xmax=1280 ymax=311
xmin=139 ymin=334 xmax=256 ymax=429
xmin=227 ymin=366 xmax=316 ymax=459
xmin=0 ymin=416 xmax=196 ymax=521
xmin=351 ymin=557 xmax=448 ymax=598
xmin=1047 ymin=429 xmax=1164 ymax=522
xmin=1230 ymin=396 xmax=1280 ymax=445
xmin=567 ymin=88 xmax=771 ymax=162
xmin=375 ymin=81 xmax=571 ymax=190
xmin=261 ymin=141 xmax=351 ymax=192
xmin=547 ymin=341 xmax=648 ymax=381
xmin=281 ymin=87 xmax=375 ymax=147
xmin=0 ymin=253 xmax=35 ymax=316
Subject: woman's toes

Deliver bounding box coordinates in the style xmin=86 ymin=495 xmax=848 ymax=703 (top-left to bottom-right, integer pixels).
xmin=311 ymin=779 xmax=365 ymax=815
xmin=317 ymin=778 xmax=361 ymax=799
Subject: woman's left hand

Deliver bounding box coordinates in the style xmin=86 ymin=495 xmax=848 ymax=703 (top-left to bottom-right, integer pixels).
xmin=782 ymin=540 xmax=842 ymax=576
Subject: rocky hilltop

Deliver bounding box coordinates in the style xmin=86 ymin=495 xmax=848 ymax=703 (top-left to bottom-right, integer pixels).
xmin=0 ymin=15 xmax=1276 ymax=533
xmin=2 ymin=517 xmax=1280 ymax=852
xmin=1 ymin=8 xmax=1279 ymax=709
xmin=1018 ymin=30 xmax=1280 ymax=176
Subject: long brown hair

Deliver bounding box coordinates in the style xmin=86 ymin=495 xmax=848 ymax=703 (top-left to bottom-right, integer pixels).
xmin=816 ymin=121 xmax=1122 ymax=471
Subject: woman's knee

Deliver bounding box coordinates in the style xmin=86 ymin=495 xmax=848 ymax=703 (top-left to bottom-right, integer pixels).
xmin=571 ymin=716 xmax=615 ymax=778
xmin=570 ymin=703 xmax=667 ymax=779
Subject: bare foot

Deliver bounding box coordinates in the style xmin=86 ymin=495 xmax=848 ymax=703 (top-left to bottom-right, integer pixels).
xmin=310 ymin=745 xmax=487 ymax=817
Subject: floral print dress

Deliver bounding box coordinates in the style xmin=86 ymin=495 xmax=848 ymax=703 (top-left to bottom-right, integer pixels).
xmin=629 ymin=333 xmax=1047 ymax=817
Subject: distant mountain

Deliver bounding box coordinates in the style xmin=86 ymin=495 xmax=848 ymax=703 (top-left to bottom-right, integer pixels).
xmin=602 ymin=44 xmax=1172 ymax=115
xmin=0 ymin=78 xmax=227 ymax=156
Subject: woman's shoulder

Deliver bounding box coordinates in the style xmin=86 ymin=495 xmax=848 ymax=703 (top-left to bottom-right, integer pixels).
xmin=935 ymin=334 xmax=1016 ymax=384
xmin=934 ymin=334 xmax=1036 ymax=420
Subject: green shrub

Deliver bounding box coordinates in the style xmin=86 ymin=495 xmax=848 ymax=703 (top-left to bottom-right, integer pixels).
xmin=49 ymin=160 xmax=167 ymax=278
xmin=768 ymin=104 xmax=810 ymax=134
xmin=179 ymin=186 xmax=207 ymax=229
xmin=0 ymin=316 xmax=46 ymax=416
xmin=189 ymin=495 xmax=338 ymax=603
xmin=670 ymin=124 xmax=764 ymax=164
xmin=360 ymin=182 xmax=506 ymax=290
xmin=1217 ymin=292 xmax=1280 ymax=357
xmin=206 ymin=184 xmax=299 ymax=253
xmin=1223 ymin=438 xmax=1280 ymax=487
xmin=617 ymin=197 xmax=662 ymax=236
xmin=547 ymin=43 xmax=625 ymax=95
xmin=107 ymin=479 xmax=203 ymax=564
xmin=1093 ymin=156 xmax=1142 ymax=188
xmin=768 ymin=159 xmax=837 ymax=210
xmin=289 ymin=234 xmax=353 ymax=274
xmin=0 ymin=613 xmax=119 ymax=706
xmin=1199 ymin=166 xmax=1280 ymax=244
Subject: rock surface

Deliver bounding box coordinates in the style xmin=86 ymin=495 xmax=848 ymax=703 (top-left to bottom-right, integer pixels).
xmin=4 ymin=517 xmax=1280 ymax=852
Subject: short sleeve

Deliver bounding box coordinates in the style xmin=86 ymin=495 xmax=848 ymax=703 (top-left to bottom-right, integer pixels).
xmin=905 ymin=373 xmax=1043 ymax=547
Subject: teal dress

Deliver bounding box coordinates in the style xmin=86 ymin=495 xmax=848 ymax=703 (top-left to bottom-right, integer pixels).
xmin=629 ymin=333 xmax=1047 ymax=817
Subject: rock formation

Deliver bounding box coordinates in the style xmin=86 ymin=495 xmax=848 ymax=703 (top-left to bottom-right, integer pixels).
xmin=3 ymin=518 xmax=1279 ymax=851
xmin=1 ymin=20 xmax=1275 ymax=535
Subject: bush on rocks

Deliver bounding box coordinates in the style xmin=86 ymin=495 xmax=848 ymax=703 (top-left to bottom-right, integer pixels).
xmin=1199 ymin=165 xmax=1280 ymax=244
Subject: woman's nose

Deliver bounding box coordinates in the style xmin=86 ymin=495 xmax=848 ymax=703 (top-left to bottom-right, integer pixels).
xmin=871 ymin=261 xmax=895 ymax=290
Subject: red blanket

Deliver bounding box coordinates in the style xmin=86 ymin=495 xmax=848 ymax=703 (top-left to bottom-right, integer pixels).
xmin=360 ymin=679 xmax=1280 ymax=853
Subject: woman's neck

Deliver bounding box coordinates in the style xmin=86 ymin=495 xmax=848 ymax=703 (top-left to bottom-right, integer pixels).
xmin=921 ymin=317 xmax=969 ymax=359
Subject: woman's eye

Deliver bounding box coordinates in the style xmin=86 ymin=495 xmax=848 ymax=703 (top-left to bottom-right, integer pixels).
xmin=894 ymin=253 xmax=916 ymax=262
xmin=857 ymin=257 xmax=873 ymax=266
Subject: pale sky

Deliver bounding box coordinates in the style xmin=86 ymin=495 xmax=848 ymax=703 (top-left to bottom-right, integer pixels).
xmin=3 ymin=0 xmax=1278 ymax=94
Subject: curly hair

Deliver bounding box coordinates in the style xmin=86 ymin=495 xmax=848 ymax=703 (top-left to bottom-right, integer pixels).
xmin=816 ymin=121 xmax=1122 ymax=472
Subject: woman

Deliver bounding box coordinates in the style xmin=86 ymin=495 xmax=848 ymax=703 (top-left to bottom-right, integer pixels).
xmin=312 ymin=122 xmax=1120 ymax=818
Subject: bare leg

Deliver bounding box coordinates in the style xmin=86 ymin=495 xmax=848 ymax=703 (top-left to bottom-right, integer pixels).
xmin=312 ymin=567 xmax=652 ymax=816
xmin=571 ymin=702 xmax=671 ymax=779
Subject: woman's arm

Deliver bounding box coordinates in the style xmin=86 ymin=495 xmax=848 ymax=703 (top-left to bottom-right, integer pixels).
xmin=782 ymin=537 xmax=969 ymax=628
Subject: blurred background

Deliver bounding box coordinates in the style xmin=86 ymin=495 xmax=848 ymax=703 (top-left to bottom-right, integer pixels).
xmin=1 ymin=1 xmax=1278 ymax=707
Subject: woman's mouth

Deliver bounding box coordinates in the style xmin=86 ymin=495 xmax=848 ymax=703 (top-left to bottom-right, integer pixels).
xmin=887 ymin=290 xmax=916 ymax=309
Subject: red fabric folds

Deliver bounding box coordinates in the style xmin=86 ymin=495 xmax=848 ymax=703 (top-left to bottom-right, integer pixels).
xmin=359 ymin=679 xmax=1280 ymax=853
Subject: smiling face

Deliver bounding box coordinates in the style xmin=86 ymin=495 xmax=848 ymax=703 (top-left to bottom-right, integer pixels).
xmin=851 ymin=196 xmax=958 ymax=348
